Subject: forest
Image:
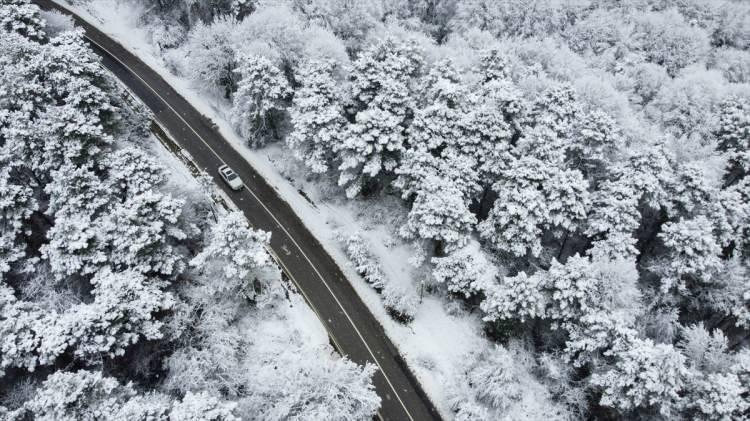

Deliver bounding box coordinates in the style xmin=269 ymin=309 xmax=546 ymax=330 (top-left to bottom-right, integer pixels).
xmin=3 ymin=0 xmax=750 ymax=419
xmin=141 ymin=0 xmax=750 ymax=419
xmin=0 ymin=1 xmax=380 ymax=419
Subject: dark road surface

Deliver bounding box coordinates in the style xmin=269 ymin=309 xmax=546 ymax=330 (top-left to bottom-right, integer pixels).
xmin=32 ymin=1 xmax=443 ymax=420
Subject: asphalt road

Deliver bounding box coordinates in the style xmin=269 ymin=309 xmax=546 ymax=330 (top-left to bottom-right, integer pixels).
xmin=32 ymin=1 xmax=444 ymax=420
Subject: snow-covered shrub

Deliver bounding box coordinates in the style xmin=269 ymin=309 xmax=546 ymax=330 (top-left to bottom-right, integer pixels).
xmin=344 ymin=233 xmax=418 ymax=322
xmin=381 ymin=282 xmax=419 ymax=322
xmin=344 ymin=233 xmax=387 ymax=290
xmin=593 ymin=338 xmax=689 ymax=417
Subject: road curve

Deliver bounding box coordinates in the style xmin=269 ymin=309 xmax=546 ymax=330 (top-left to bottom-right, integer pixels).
xmin=32 ymin=1 xmax=444 ymax=420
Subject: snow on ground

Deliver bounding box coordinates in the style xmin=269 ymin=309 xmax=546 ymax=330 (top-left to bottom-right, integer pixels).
xmin=121 ymin=88 xmax=333 ymax=374
xmin=58 ymin=1 xmax=493 ymax=416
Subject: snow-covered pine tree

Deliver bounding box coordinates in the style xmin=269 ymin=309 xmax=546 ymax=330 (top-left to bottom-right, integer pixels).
xmin=337 ymin=37 xmax=423 ymax=197
xmin=230 ymin=54 xmax=291 ymax=147
xmin=0 ymin=161 xmax=36 ymax=279
xmin=478 ymin=154 xmax=589 ymax=258
xmin=657 ymin=216 xmax=724 ymax=301
xmin=399 ymin=173 xmax=477 ymax=254
xmin=183 ymin=18 xmax=241 ymax=97
xmin=287 ymin=59 xmax=346 ymax=173
xmin=189 ymin=211 xmax=280 ymax=302
xmin=716 ymin=96 xmax=750 ymax=185
xmin=592 ymin=338 xmax=689 ymax=417
xmin=0 ymin=0 xmax=45 ymax=41
xmin=50 ymin=268 xmax=175 ymax=362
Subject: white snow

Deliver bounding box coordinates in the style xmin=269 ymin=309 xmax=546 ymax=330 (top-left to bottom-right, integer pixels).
xmin=56 ymin=1 xmax=496 ymax=416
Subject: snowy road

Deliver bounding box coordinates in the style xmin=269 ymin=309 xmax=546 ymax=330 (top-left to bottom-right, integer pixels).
xmin=32 ymin=1 xmax=443 ymax=420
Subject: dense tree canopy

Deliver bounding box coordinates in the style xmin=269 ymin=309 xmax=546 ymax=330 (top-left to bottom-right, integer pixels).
xmin=0 ymin=2 xmax=379 ymax=419
xmin=12 ymin=0 xmax=750 ymax=418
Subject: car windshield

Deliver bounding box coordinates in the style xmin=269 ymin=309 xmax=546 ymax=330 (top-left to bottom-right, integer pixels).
xmin=226 ymin=172 xmax=237 ymax=181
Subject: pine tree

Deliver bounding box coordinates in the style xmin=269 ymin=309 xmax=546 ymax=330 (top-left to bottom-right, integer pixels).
xmin=464 ymin=52 xmax=528 ymax=183
xmin=0 ymin=161 xmax=36 ymax=278
xmin=530 ymin=83 xmax=581 ymax=142
xmin=105 ymin=148 xmax=167 ymax=198
xmin=25 ymin=370 xmax=151 ymax=420
xmin=586 ymin=180 xmax=641 ymax=260
xmin=658 ymin=216 xmax=723 ymax=298
xmin=0 ymin=284 xmax=56 ymax=374
xmin=545 ymin=255 xmax=641 ymax=327
xmin=24 ymin=370 xmax=239 ymax=421
xmin=230 ymin=54 xmax=291 ymax=147
xmin=102 ymin=191 xmax=186 ymax=277
xmin=394 ymin=147 xmax=479 ymax=206
xmin=408 ymin=59 xmax=468 ymax=154
xmin=48 ymin=269 xmax=174 ymax=362
xmin=399 ymin=174 xmax=477 ymax=253
xmin=568 ymin=110 xmax=624 ymax=184
xmin=189 ymin=211 xmax=279 ymax=302
xmin=287 ymin=59 xmax=346 ymax=173
xmin=337 ymin=37 xmax=423 ymax=197
xmin=480 ymin=271 xmax=547 ymax=323
xmin=593 ymin=338 xmax=689 ymax=417
xmin=716 ymin=96 xmax=750 ymax=185
xmin=0 ymin=0 xmax=46 ymax=42
xmin=688 ymin=373 xmax=748 ymax=420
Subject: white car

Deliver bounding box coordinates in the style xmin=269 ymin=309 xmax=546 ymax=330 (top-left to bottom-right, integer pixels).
xmin=218 ymin=164 xmax=244 ymax=191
